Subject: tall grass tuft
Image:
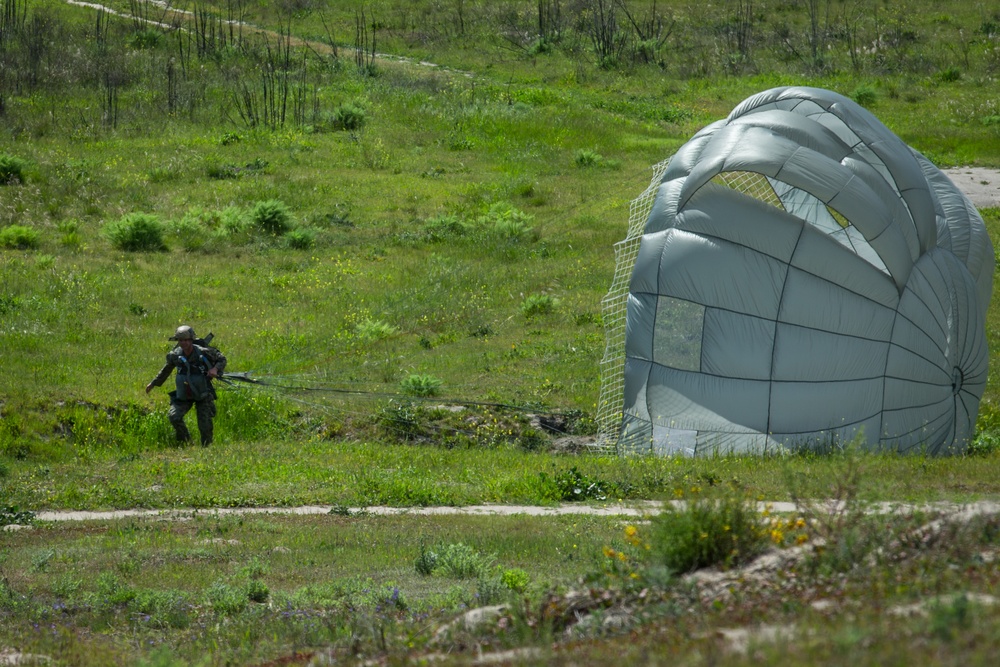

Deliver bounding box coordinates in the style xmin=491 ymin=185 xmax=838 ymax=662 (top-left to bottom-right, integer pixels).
xmin=0 ymin=154 xmax=28 ymax=184
xmin=103 ymin=213 xmax=168 ymax=252
xmin=649 ymin=485 xmax=769 ymax=573
xmin=251 ymin=200 xmax=293 ymax=236
xmin=0 ymin=225 xmax=40 ymax=250
xmin=400 ymin=373 xmax=443 ymax=397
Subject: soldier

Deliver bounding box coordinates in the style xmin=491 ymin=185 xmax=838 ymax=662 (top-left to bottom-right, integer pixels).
xmin=146 ymin=325 xmax=227 ymax=447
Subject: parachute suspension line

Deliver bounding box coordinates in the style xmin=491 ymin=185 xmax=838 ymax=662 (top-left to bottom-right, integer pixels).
xmin=596 ymin=158 xmax=671 ymax=454
xmin=220 ymin=371 xmax=579 ymax=438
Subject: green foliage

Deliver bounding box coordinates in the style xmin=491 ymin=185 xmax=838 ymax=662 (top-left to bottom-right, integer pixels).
xmin=422 ymin=214 xmax=471 ymax=242
xmin=400 ymin=373 xmax=443 ymax=397
xmin=328 ymin=102 xmax=367 ymax=131
xmin=170 ymin=214 xmax=208 ymax=252
xmin=575 ymin=149 xmax=603 ymax=167
xmin=649 ymin=486 xmax=768 ymax=573
xmin=415 ymin=542 xmax=493 ymax=579
xmin=520 ymin=293 xmax=559 ymax=318
xmin=57 ymin=219 xmax=81 ymax=248
xmin=544 ymin=466 xmax=608 ymax=501
xmin=0 ymin=506 xmax=35 ymax=527
xmin=251 ymin=200 xmax=293 ymax=235
xmin=939 ymin=66 xmax=962 ymax=82
xmin=61 ymin=402 xmax=175 ymax=454
xmin=246 ymin=579 xmax=270 ymax=603
xmin=130 ymin=28 xmax=162 ymax=49
xmin=969 ymin=401 xmax=1000 ymax=455
xmin=103 ymin=213 xmax=168 ymax=252
xmin=283 ymin=227 xmax=316 ymax=249
xmin=499 ymin=567 xmax=530 ymax=593
xmin=0 ymin=153 xmax=28 ymax=184
xmin=851 ymin=84 xmax=878 ymax=107
xmin=214 ymin=390 xmax=292 ymax=443
xmin=206 ymin=580 xmax=247 ymax=616
xmin=0 ymin=225 xmax=40 ymax=250
xmin=354 ymin=318 xmax=398 ymax=341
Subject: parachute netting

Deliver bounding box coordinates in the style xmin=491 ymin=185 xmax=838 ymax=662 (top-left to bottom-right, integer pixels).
xmin=595 ymin=158 xmax=670 ymax=451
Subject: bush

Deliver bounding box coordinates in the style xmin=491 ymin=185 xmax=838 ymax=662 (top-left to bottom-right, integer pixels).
xmin=575 ymin=149 xmax=603 ymax=167
xmin=400 ymin=373 xmax=443 ymax=397
xmin=499 ymin=567 xmax=530 ymax=593
xmin=521 ymin=293 xmax=559 ymax=318
xmin=851 ymin=84 xmax=877 ymax=107
xmin=57 ymin=219 xmax=81 ymax=248
xmin=214 ymin=206 xmax=253 ymax=242
xmin=103 ymin=213 xmax=168 ymax=252
xmin=331 ymin=102 xmax=367 ymax=130
xmin=0 ymin=225 xmax=40 ymax=250
xmin=422 ymin=214 xmax=471 ymax=242
xmin=170 ymin=215 xmax=208 ymax=252
xmin=649 ymin=487 xmax=768 ymax=573
xmin=0 ymin=154 xmax=28 ymax=184
xmin=284 ymin=227 xmax=316 ymax=249
xmin=415 ymin=542 xmax=493 ymax=579
xmin=478 ymin=204 xmax=535 ymax=243
xmin=251 ymin=200 xmax=292 ymax=235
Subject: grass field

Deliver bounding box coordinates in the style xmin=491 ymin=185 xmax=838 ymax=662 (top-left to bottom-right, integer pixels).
xmin=2 ymin=0 xmax=1000 ymax=663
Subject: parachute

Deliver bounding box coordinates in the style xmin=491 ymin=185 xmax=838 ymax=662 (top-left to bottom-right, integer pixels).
xmin=607 ymin=86 xmax=994 ymax=456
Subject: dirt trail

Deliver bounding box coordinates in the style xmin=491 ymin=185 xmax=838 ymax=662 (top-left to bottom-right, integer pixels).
xmin=942 ymin=167 xmax=1000 ymax=209
xmin=11 ymin=499 xmax=1000 ymax=525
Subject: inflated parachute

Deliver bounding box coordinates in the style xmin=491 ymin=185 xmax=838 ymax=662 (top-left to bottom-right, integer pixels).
xmin=614 ymin=86 xmax=994 ymax=456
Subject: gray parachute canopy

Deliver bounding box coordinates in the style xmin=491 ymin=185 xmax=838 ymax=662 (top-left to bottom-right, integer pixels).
xmin=620 ymin=86 xmax=994 ymax=456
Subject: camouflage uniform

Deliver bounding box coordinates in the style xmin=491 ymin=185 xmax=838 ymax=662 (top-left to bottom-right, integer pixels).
xmin=148 ymin=337 xmax=227 ymax=446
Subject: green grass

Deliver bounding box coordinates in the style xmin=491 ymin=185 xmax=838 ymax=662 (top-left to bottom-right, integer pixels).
xmin=0 ymin=512 xmax=627 ymax=664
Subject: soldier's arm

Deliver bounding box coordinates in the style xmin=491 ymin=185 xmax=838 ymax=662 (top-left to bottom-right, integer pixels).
xmin=146 ymin=360 xmax=175 ymax=393
xmin=207 ymin=347 xmax=227 ymax=378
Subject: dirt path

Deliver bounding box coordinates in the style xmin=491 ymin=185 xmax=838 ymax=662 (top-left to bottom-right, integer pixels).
xmin=13 ymin=499 xmax=1000 ymax=524
xmin=943 ymin=167 xmax=1000 ymax=209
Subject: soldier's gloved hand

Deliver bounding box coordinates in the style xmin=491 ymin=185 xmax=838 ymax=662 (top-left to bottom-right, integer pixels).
xmin=145 ymin=383 xmax=154 ymax=394
xmin=208 ymin=367 xmax=219 ymax=379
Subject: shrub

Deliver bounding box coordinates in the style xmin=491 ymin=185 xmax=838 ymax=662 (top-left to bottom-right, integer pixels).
xmin=545 ymin=466 xmax=608 ymax=501
xmin=939 ymin=66 xmax=962 ymax=82
xmin=170 ymin=215 xmax=208 ymax=252
xmin=354 ymin=318 xmax=397 ymax=341
xmin=0 ymin=154 xmax=28 ymax=184
xmin=851 ymin=84 xmax=877 ymax=107
xmin=422 ymin=214 xmax=471 ymax=242
xmin=329 ymin=102 xmax=367 ymax=131
xmin=521 ymin=293 xmax=559 ymax=318
xmin=415 ymin=542 xmax=493 ymax=579
xmin=499 ymin=567 xmax=530 ymax=593
xmin=575 ymin=149 xmax=603 ymax=167
xmin=57 ymin=219 xmax=81 ymax=248
xmin=649 ymin=487 xmax=768 ymax=573
xmin=0 ymin=225 xmax=40 ymax=250
xmin=251 ymin=200 xmax=292 ymax=235
xmin=284 ymin=227 xmax=316 ymax=249
xmin=214 ymin=206 xmax=253 ymax=242
xmin=103 ymin=213 xmax=168 ymax=252
xmin=246 ymin=579 xmax=269 ymax=603
xmin=400 ymin=373 xmax=443 ymax=397
xmin=206 ymin=581 xmax=246 ymax=616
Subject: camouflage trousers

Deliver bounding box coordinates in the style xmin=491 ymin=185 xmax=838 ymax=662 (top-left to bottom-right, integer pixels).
xmin=168 ymin=394 xmax=217 ymax=447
